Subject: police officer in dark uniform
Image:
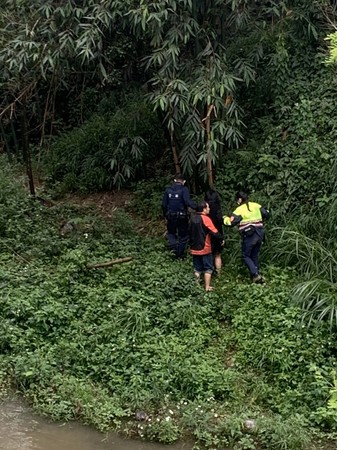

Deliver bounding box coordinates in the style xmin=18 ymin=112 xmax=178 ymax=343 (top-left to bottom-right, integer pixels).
xmin=162 ymin=173 xmax=196 ymax=259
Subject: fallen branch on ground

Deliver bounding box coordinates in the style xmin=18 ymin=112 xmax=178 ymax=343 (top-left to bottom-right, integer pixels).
xmin=87 ymin=257 xmax=133 ymax=269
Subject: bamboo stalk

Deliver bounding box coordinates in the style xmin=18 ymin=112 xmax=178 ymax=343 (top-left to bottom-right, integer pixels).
xmin=202 ymin=104 xmax=215 ymax=188
xmin=170 ymin=130 xmax=181 ymax=174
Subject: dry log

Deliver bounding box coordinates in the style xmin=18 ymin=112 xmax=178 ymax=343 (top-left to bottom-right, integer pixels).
xmin=87 ymin=257 xmax=133 ymax=269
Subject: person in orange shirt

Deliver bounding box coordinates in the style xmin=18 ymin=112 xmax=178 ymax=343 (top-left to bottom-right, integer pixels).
xmin=204 ymin=189 xmax=224 ymax=274
xmin=189 ymin=201 xmax=223 ymax=291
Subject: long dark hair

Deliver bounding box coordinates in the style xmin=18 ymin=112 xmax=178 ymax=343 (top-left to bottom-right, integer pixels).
xmin=235 ymin=191 xmax=250 ymax=211
xmin=205 ymin=189 xmax=221 ymax=206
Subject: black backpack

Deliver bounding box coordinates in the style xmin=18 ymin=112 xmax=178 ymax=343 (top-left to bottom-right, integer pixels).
xmin=189 ymin=214 xmax=207 ymax=251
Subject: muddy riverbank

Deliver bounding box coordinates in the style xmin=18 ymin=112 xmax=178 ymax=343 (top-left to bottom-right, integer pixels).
xmin=0 ymin=396 xmax=190 ymax=450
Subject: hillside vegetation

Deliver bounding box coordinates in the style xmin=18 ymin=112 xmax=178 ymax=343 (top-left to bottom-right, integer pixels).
xmin=0 ymin=158 xmax=336 ymax=450
xmin=1 ymin=1 xmax=337 ymax=449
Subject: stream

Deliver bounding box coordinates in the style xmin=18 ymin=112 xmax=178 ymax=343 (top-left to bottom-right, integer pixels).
xmin=0 ymin=397 xmax=189 ymax=450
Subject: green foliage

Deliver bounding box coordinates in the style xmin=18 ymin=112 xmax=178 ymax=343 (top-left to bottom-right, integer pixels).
xmin=1 ymin=143 xmax=337 ymax=450
xmin=325 ymin=32 xmax=337 ymax=65
xmin=309 ymin=366 xmax=337 ymax=430
xmin=30 ymin=375 xmax=128 ymax=431
xmin=0 ymin=0 xmax=122 ymax=80
xmin=219 ymin=68 xmax=337 ymax=206
xmin=259 ymin=196 xmax=337 ymax=330
xmin=214 ymin=24 xmax=337 ymax=339
xmin=126 ymin=0 xmax=330 ymax=182
xmin=257 ymin=414 xmax=311 ymax=450
xmin=225 ymin=269 xmax=333 ymax=415
xmin=131 ymin=177 xmax=172 ymax=220
xmin=1 ymin=0 xmax=333 ymax=188
xmin=0 ymin=9 xmax=337 ymax=447
xmin=0 ymin=0 xmax=136 ymax=159
xmin=0 ymin=158 xmax=30 ymax=236
xmin=291 ymin=279 xmax=337 ymax=329
xmin=45 ymin=95 xmax=164 ymax=192
xmin=145 ymin=418 xmax=181 ymax=444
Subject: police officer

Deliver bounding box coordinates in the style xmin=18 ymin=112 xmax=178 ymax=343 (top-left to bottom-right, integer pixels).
xmin=224 ymin=191 xmax=269 ymax=283
xmin=162 ymin=173 xmax=196 ymax=259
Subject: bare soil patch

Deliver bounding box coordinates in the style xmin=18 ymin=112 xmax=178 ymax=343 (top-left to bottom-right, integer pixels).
xmin=59 ymin=190 xmax=134 ymax=219
xmin=54 ymin=190 xmax=166 ymax=237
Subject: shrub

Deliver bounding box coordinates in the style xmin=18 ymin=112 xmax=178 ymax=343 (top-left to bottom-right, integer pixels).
xmin=45 ymin=95 xmax=165 ymax=192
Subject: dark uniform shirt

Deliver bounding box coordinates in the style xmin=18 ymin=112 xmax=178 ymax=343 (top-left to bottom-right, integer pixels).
xmin=162 ymin=182 xmax=196 ymax=216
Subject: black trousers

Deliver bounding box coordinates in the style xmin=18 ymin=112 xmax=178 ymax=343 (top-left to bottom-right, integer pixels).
xmin=166 ymin=214 xmax=189 ymax=258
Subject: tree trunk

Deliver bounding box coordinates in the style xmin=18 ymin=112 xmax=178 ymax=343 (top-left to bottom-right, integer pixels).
xmin=204 ymin=105 xmax=214 ymax=188
xmin=10 ymin=119 xmax=19 ymax=157
xmin=21 ymin=101 xmax=35 ymax=197
xmin=170 ymin=131 xmax=181 ymax=174
xmin=0 ymin=120 xmax=12 ymax=160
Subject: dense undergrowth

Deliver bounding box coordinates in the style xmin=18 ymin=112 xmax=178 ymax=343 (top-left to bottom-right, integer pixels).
xmin=1 ymin=3 xmax=337 ymax=447
xmin=1 ymin=158 xmax=337 ymax=449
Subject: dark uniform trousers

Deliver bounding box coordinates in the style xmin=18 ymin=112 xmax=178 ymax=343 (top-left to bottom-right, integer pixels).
xmin=166 ymin=211 xmax=189 ymax=259
xmin=241 ymin=227 xmax=265 ymax=276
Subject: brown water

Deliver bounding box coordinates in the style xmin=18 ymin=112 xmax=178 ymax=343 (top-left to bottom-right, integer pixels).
xmin=0 ymin=398 xmax=190 ymax=450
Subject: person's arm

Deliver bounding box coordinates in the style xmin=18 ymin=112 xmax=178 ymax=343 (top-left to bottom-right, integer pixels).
xmin=223 ymin=213 xmax=242 ymax=227
xmin=261 ymin=207 xmax=270 ymax=220
xmin=204 ymin=216 xmax=223 ymax=239
xmin=182 ymin=186 xmax=197 ymax=210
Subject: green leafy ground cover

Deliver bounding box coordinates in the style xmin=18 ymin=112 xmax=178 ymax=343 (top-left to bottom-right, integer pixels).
xmin=1 ymin=158 xmax=337 ymax=449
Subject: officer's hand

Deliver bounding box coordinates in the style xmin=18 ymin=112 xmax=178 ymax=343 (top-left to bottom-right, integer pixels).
xmin=223 ymin=216 xmax=232 ymax=226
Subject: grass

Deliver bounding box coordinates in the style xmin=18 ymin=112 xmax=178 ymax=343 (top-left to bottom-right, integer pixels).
xmin=0 ymin=158 xmax=336 ymax=449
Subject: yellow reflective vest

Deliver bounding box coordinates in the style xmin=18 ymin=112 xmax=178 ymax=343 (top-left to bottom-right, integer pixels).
xmin=223 ymin=202 xmax=265 ymax=232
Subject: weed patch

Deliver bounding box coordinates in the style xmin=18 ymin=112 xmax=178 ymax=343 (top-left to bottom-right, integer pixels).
xmin=0 ymin=157 xmax=335 ymax=449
